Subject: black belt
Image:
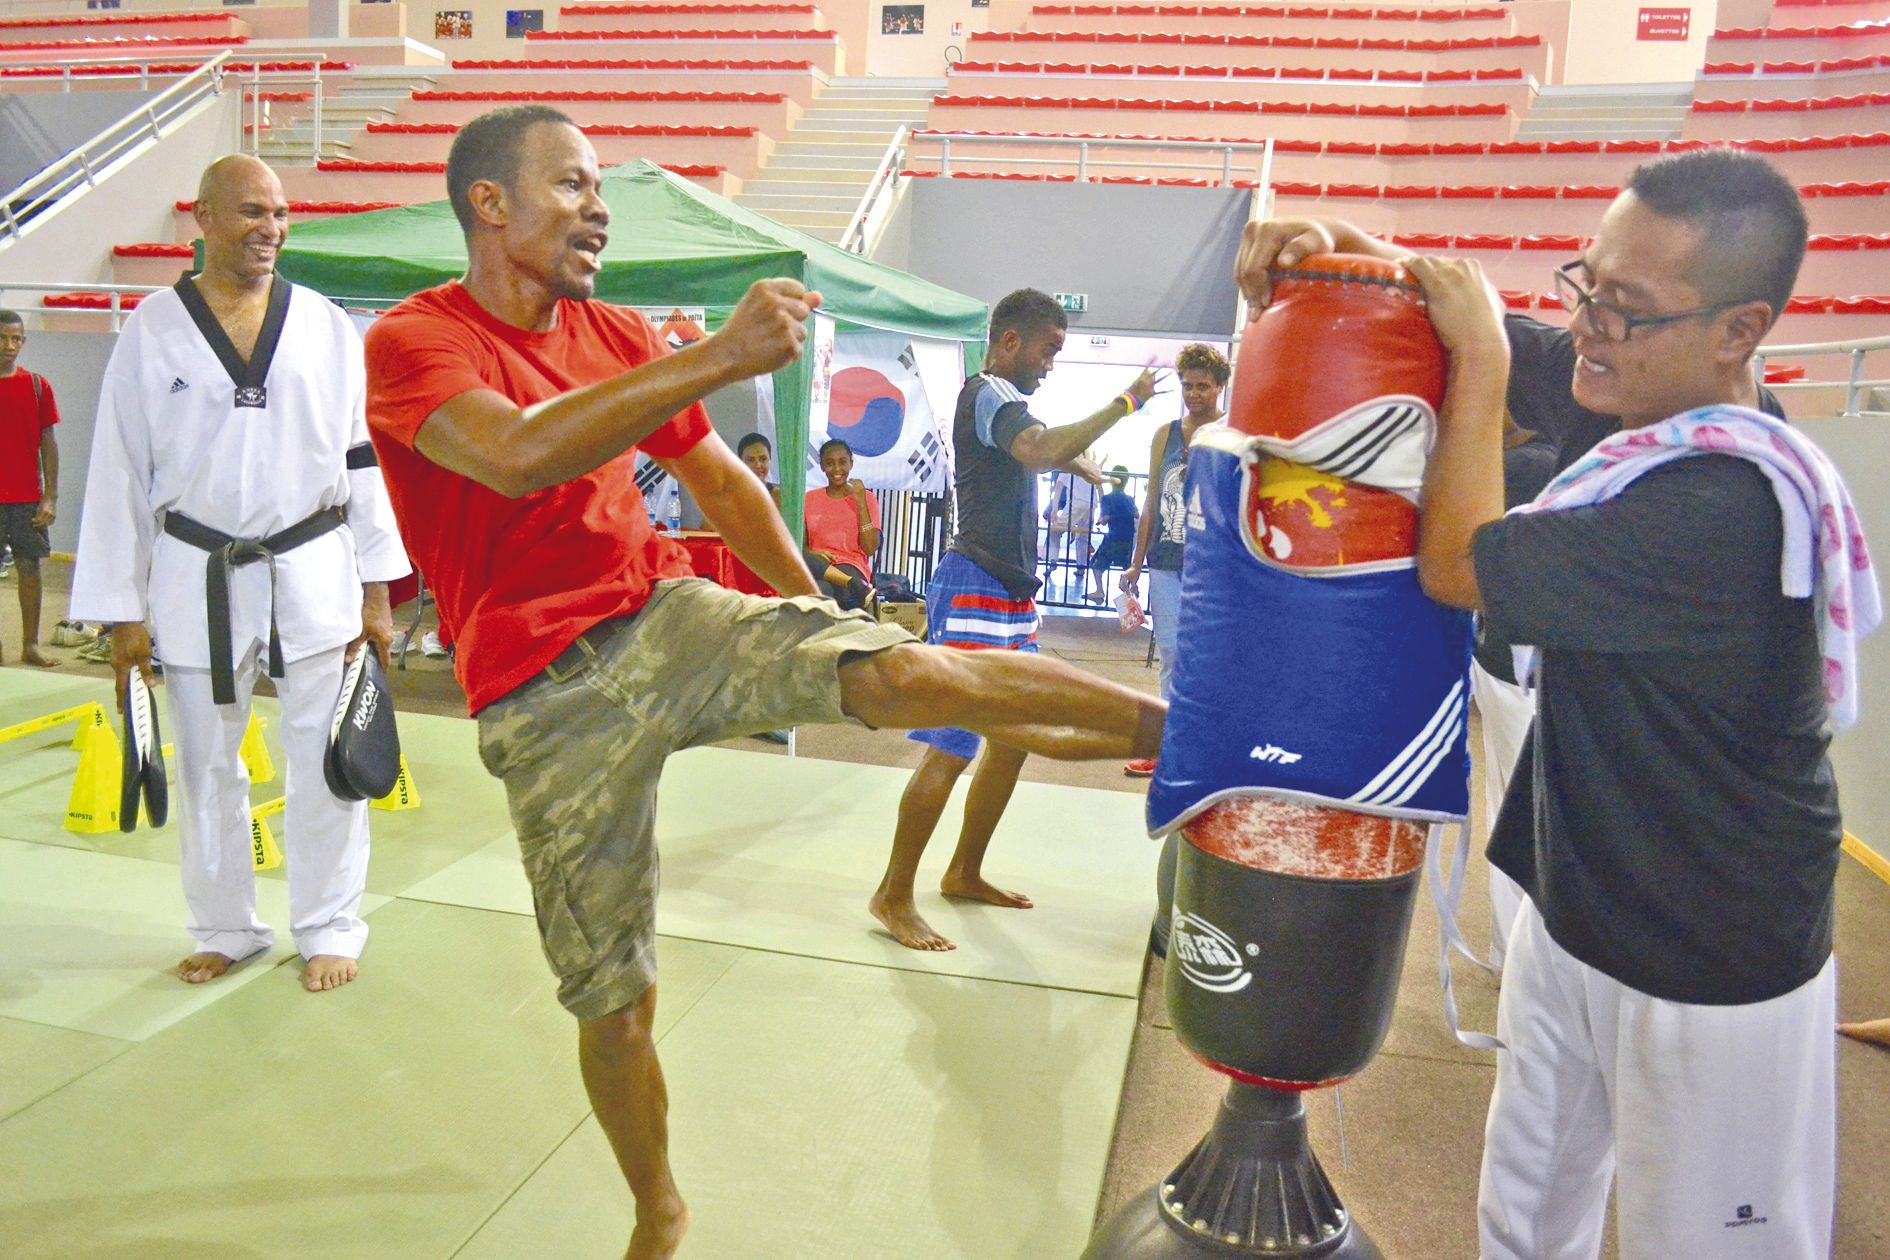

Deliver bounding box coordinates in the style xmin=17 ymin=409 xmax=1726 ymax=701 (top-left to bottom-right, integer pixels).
xmin=163 ymin=505 xmax=347 ymax=705
xmin=548 ymin=616 xmax=633 ymax=677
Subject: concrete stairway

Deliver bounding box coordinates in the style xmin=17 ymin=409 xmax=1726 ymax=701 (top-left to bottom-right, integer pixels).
xmin=253 ymin=66 xmax=439 ymax=165
xmin=1514 ymin=83 xmax=1692 ymax=143
xmin=735 ymin=77 xmax=941 ymax=241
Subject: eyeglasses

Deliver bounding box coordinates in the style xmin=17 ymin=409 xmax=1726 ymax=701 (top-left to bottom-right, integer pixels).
xmin=1552 ymin=261 xmax=1744 ymax=343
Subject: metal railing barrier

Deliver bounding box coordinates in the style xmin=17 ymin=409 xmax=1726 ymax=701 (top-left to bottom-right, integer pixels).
xmin=1 ymin=52 xmax=230 ymax=246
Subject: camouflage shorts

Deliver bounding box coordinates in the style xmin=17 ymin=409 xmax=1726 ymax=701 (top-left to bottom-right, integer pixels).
xmin=475 ymin=578 xmax=915 ymax=1022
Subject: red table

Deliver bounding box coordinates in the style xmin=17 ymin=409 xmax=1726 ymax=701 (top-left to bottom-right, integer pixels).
xmin=667 ymin=530 xmax=776 ymax=597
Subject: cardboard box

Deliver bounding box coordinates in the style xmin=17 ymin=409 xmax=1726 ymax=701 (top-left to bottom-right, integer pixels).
xmin=877 ymin=600 xmax=927 ymax=639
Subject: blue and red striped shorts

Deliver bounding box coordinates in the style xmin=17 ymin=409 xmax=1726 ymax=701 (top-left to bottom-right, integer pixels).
xmin=907 ymin=551 xmax=1039 ymax=761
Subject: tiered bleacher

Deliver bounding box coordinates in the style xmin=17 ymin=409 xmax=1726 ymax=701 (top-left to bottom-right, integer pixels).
xmin=0 ymin=2 xmax=850 ymax=302
xmin=901 ymin=0 xmax=1890 ymax=342
xmin=2 ymin=0 xmax=1885 ymax=345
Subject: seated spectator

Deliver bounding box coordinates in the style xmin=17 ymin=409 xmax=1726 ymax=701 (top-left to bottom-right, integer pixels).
xmin=803 ymin=438 xmax=880 ymax=610
xmin=1086 ymin=466 xmax=1138 ymax=603
xmin=736 ymin=431 xmax=781 ymax=510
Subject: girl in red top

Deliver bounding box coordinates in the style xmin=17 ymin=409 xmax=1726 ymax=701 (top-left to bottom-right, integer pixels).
xmin=801 ymin=438 xmax=880 ymax=610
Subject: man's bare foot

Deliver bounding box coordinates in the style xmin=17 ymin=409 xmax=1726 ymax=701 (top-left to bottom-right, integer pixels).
xmin=940 ymin=871 xmax=1034 ymax=910
xmin=1839 ymin=1018 xmax=1890 ymax=1049
xmin=177 ymin=951 xmax=235 ymax=984
xmin=303 ymin=955 xmax=358 ymax=991
xmin=868 ymin=889 xmax=956 ymax=951
xmin=21 ymin=646 xmax=58 ymax=668
xmin=625 ymin=1194 xmax=689 ymax=1260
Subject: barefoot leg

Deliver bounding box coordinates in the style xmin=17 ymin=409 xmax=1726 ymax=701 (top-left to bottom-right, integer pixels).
xmin=869 ymin=746 xmax=968 ymax=951
xmin=840 ymin=644 xmax=1165 ymax=763
xmin=18 ymin=566 xmax=56 ymax=667
xmin=940 ymin=742 xmax=1034 ymax=909
xmin=177 ymin=951 xmax=236 ymax=984
xmin=581 ymin=988 xmax=689 ymax=1260
xmin=302 ymin=954 xmax=359 ymax=991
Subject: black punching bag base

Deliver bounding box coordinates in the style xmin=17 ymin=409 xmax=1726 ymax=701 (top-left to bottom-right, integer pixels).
xmin=1082 ymin=1083 xmax=1383 ymax=1259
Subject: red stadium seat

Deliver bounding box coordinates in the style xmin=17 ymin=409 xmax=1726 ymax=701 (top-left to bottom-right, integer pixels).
xmin=1785 ymin=296 xmax=1834 ymax=312
xmin=1324 ymin=182 xmax=1382 ymax=198
xmin=1441 ymin=185 xmax=1498 ymax=198
xmin=1500 ymin=185 xmax=1559 ymax=198
xmin=1520 ymin=234 xmax=1584 ymax=250
xmin=1547 ymin=141 xmax=1602 ymax=154
xmin=1562 ymin=185 xmax=1621 ymax=199
xmin=1326 ymin=141 xmax=1376 ymax=155
xmin=1487 ymin=141 xmax=1545 ymax=155
xmin=1391 ymin=232 xmax=1452 ymax=248
xmin=1833 ymin=295 xmax=1890 ymax=313
xmin=1383 ymin=185 xmax=1436 ymax=198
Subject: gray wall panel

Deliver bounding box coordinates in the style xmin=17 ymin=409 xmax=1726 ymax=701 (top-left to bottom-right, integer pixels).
xmin=10 ymin=330 xmax=116 ymax=556
xmin=0 ymin=91 xmax=161 ymax=198
xmin=889 ymin=181 xmax=1249 ymax=338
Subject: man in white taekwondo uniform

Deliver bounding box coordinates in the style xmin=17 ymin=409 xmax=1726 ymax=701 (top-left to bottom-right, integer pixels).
xmin=70 ymin=155 xmax=408 ymax=992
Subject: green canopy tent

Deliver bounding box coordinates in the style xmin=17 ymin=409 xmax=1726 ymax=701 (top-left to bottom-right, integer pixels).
xmin=268 ymin=159 xmax=989 ymax=535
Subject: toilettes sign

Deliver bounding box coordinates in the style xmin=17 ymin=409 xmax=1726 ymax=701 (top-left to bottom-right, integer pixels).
xmin=1637 ymin=7 xmax=1691 ymax=40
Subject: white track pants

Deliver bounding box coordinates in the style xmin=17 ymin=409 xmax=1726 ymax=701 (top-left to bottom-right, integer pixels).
xmin=165 ymin=642 xmax=371 ymax=961
xmin=1479 ymin=901 xmax=1836 ymax=1260
xmin=1470 ymin=660 xmax=1532 ymax=971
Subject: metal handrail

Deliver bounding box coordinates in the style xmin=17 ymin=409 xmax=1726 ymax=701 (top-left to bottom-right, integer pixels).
xmin=838 ymin=123 xmax=908 ymax=255
xmin=1 ymin=53 xmax=221 ymax=92
xmin=0 ymin=51 xmax=230 ymax=246
xmin=1756 ymin=333 xmax=1890 ymax=419
xmin=0 ymin=281 xmax=165 ymax=333
xmin=239 ymin=59 xmax=329 ymax=165
xmin=841 ymin=129 xmax=1274 ymax=256
xmin=908 ymin=131 xmax=1275 ymax=186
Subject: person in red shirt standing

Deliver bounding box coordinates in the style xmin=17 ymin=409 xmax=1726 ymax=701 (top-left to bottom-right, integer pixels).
xmin=0 ymin=310 xmax=60 ymax=668
xmin=364 ymin=106 xmax=1163 ymax=1260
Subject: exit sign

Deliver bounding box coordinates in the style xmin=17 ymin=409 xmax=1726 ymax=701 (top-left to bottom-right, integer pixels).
xmin=1054 ymin=292 xmax=1088 ymax=313
xmin=1637 ymin=6 xmax=1691 ymax=40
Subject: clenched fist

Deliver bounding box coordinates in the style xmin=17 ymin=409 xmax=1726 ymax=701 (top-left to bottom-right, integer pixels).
xmin=711 ymin=279 xmax=825 ymax=381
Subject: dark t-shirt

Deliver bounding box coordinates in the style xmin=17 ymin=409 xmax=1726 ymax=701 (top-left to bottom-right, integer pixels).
xmin=1099 ymin=489 xmax=1137 ymax=541
xmin=1474 ymin=455 xmax=1840 ymax=1005
xmin=949 ymin=373 xmax=1043 ymax=598
xmin=1478 ymin=317 xmax=1786 ymax=683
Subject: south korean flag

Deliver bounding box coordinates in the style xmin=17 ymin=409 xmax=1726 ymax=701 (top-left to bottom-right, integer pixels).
xmin=809 ymin=333 xmax=960 ymax=495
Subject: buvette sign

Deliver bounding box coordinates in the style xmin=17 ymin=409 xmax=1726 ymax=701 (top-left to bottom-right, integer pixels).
xmin=1637 ymin=7 xmax=1691 ymax=40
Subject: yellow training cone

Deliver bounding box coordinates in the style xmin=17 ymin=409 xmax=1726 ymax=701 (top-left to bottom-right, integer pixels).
xmin=70 ymin=702 xmax=108 ymax=751
xmin=240 ymin=711 xmax=275 ymax=784
xmin=63 ymin=721 xmax=123 ymax=834
xmin=370 ymin=755 xmax=421 ymax=812
xmin=250 ymin=807 xmax=283 ymax=871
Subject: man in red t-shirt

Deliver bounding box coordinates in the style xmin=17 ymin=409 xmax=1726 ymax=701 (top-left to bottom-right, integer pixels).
xmin=0 ymin=310 xmax=60 ymax=667
xmin=364 ymin=106 xmax=1163 ymax=1260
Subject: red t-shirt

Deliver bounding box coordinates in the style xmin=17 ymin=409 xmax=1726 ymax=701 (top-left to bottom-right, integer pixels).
xmin=365 ymin=281 xmax=709 ymax=713
xmin=0 ymin=368 xmax=59 ymax=504
xmin=802 ymin=485 xmax=879 ymax=581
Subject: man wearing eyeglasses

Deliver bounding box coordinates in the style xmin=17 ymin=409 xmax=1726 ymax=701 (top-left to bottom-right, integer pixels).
xmin=1236 ymin=149 xmax=1865 ymax=1260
